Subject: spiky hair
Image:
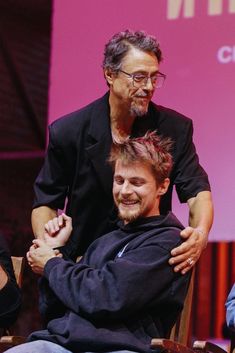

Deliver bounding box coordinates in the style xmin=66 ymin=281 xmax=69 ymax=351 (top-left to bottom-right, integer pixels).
xmin=109 ymin=131 xmax=173 ymax=184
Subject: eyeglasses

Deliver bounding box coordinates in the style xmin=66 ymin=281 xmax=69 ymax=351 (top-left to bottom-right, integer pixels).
xmin=118 ymin=69 xmax=166 ymax=89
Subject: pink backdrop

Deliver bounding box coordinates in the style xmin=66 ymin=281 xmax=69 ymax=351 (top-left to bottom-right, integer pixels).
xmin=48 ymin=0 xmax=235 ymax=241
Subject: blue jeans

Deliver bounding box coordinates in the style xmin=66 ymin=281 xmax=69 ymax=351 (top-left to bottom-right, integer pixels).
xmin=4 ymin=340 xmax=138 ymax=353
xmin=4 ymin=340 xmax=72 ymax=353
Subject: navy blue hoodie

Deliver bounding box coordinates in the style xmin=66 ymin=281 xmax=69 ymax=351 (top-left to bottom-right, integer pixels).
xmin=29 ymin=212 xmax=191 ymax=353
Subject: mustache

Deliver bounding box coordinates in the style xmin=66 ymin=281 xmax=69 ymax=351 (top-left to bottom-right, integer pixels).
xmin=135 ymin=92 xmax=149 ymax=97
xmin=117 ymin=196 xmax=140 ymax=203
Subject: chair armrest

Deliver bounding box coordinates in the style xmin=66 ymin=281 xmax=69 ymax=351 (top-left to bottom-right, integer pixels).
xmin=151 ymin=338 xmax=196 ymax=353
xmin=0 ymin=335 xmax=26 ymax=345
xmin=193 ymin=340 xmax=228 ymax=353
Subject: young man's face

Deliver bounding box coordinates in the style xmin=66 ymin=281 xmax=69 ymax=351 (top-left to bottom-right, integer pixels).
xmin=113 ymin=160 xmax=169 ymax=224
xmin=105 ymin=46 xmax=159 ymax=117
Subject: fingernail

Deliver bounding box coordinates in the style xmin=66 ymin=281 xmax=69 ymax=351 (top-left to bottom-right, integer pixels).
xmin=169 ymin=259 xmax=174 ymax=265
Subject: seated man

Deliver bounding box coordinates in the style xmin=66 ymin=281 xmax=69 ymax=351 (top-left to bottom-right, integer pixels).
xmin=226 ymin=284 xmax=235 ymax=330
xmin=5 ymin=132 xmax=191 ymax=353
xmin=0 ymin=233 xmax=21 ymax=331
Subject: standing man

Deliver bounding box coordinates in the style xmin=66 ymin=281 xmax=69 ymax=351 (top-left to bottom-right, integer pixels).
xmin=31 ymin=29 xmax=213 ymax=274
xmin=7 ymin=132 xmax=191 ymax=353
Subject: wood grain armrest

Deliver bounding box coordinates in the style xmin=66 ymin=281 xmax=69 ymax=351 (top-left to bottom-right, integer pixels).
xmin=193 ymin=341 xmax=228 ymax=353
xmin=151 ymin=338 xmax=195 ymax=353
xmin=0 ymin=335 xmax=26 ymax=345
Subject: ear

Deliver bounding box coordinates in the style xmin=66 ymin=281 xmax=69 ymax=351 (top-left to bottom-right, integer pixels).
xmin=104 ymin=68 xmax=114 ymax=86
xmin=158 ymin=178 xmax=170 ymax=196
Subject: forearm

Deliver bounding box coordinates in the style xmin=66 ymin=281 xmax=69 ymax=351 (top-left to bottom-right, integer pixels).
xmin=187 ymin=191 xmax=214 ymax=246
xmin=31 ymin=206 xmax=57 ymax=239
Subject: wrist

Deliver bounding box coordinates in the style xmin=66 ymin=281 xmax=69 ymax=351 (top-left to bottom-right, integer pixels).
xmin=195 ymin=227 xmax=208 ymax=248
xmin=195 ymin=227 xmax=205 ymax=236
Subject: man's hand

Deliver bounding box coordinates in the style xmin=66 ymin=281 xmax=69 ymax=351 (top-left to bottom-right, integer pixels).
xmin=169 ymin=227 xmax=207 ymax=274
xmin=27 ymin=239 xmax=61 ymax=275
xmin=169 ymin=191 xmax=213 ymax=274
xmin=43 ymin=213 xmax=73 ymax=248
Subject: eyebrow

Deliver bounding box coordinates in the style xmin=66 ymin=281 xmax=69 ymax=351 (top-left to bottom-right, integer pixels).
xmin=133 ymin=70 xmax=159 ymax=75
xmin=114 ymin=175 xmax=146 ymax=182
xmin=129 ymin=177 xmax=146 ymax=182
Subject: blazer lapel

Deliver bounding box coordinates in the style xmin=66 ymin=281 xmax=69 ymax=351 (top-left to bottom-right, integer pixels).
xmin=85 ymin=93 xmax=113 ymax=196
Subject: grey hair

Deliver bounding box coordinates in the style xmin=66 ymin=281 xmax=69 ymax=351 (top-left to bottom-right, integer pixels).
xmin=103 ymin=29 xmax=162 ymax=72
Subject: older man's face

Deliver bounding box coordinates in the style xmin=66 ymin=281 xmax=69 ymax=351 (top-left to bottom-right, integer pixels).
xmin=107 ymin=46 xmax=159 ymax=117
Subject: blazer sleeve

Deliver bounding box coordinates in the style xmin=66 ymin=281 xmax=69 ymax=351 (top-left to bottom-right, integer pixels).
xmin=173 ymin=118 xmax=210 ymax=202
xmin=33 ymin=123 xmax=71 ymax=210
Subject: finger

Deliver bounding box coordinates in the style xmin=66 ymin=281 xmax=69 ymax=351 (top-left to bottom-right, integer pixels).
xmin=62 ymin=213 xmax=71 ymax=221
xmin=169 ymin=245 xmax=201 ymax=265
xmin=173 ymin=259 xmax=195 ymax=274
xmin=171 ymin=241 xmax=192 ymax=256
xmin=44 ymin=223 xmax=52 ymax=235
xmin=58 ymin=214 xmax=64 ymax=227
xmin=181 ymin=265 xmax=192 ymax=275
xmin=180 ymin=226 xmax=194 ymax=239
xmin=169 ymin=251 xmax=191 ymax=265
xmin=62 ymin=213 xmax=72 ymax=227
xmin=45 ymin=219 xmax=58 ymax=235
xmin=29 ymin=244 xmax=36 ymax=252
xmin=26 ymin=252 xmax=32 ymax=263
xmin=32 ymin=239 xmax=45 ymax=248
xmin=52 ymin=217 xmax=60 ymax=232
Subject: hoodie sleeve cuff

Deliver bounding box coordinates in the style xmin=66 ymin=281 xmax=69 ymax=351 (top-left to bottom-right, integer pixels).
xmin=44 ymin=257 xmax=64 ymax=279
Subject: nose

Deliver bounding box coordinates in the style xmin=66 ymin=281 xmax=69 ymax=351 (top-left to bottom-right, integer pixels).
xmin=120 ymin=180 xmax=132 ymax=196
xmin=140 ymin=77 xmax=155 ymax=92
xmin=144 ymin=77 xmax=155 ymax=90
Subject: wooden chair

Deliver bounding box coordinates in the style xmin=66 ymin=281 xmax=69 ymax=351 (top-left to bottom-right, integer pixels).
xmin=193 ymin=340 xmax=228 ymax=353
xmin=0 ymin=257 xmax=26 ymax=351
xmin=151 ymin=267 xmax=196 ymax=353
xmin=11 ymin=256 xmax=24 ymax=288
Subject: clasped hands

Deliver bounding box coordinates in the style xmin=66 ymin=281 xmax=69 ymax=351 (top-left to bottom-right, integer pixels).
xmin=27 ymin=213 xmax=72 ymax=275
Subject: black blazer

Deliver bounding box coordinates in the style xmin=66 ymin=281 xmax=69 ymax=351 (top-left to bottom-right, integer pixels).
xmin=33 ymin=92 xmax=210 ymax=257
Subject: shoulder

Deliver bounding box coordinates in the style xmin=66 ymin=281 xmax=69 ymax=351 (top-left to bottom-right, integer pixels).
xmin=153 ymin=102 xmax=192 ymax=124
xmin=128 ymin=213 xmax=184 ymax=252
xmin=151 ymin=212 xmax=184 ymax=251
xmin=150 ymin=102 xmax=193 ymax=137
xmin=49 ymin=93 xmax=109 ymax=137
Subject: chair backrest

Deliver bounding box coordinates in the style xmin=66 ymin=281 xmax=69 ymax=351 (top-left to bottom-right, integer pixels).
xmin=11 ymin=257 xmax=24 ymax=288
xmin=170 ymin=267 xmax=195 ymax=345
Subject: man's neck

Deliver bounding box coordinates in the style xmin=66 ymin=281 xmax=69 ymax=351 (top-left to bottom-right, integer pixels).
xmin=109 ymin=94 xmax=136 ymax=141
